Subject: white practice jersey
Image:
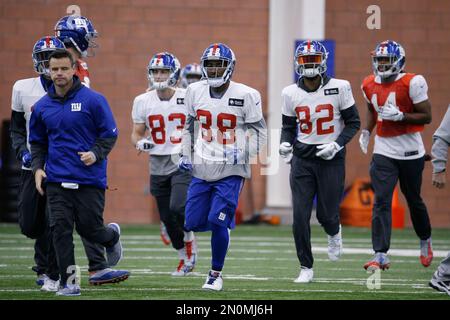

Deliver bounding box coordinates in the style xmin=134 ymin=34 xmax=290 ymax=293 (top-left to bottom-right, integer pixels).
xmin=281 ymin=78 xmax=355 ymax=145
xmin=185 ymin=80 xmax=263 ymax=162
xmin=132 ymin=88 xmax=188 ymax=156
xmin=11 ymin=77 xmax=47 ymax=170
xmin=362 ymin=73 xmax=428 ymax=160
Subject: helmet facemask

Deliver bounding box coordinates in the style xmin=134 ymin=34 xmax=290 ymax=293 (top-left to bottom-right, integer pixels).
xmin=372 ymin=54 xmax=404 ymax=79
xmin=201 ymin=58 xmax=234 ymax=88
xmin=295 ymin=52 xmax=327 ymax=78
xmin=33 ymin=50 xmax=54 ymax=76
xmin=148 ymin=68 xmax=174 ymax=90
xmin=147 ymin=53 xmax=180 ymax=90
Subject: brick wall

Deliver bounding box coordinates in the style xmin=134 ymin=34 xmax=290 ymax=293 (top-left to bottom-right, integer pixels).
xmin=326 ymin=0 xmax=450 ymax=227
xmin=0 ymin=0 xmax=269 ymax=223
xmin=1 ymin=1 xmax=449 ymax=228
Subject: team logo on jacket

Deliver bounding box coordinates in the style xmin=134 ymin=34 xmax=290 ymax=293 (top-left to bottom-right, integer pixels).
xmin=177 ymin=98 xmax=184 ymax=105
xmin=324 ymin=88 xmax=339 ymax=95
xmin=71 ymin=103 xmax=82 ymax=112
xmin=229 ymin=98 xmax=244 ymax=107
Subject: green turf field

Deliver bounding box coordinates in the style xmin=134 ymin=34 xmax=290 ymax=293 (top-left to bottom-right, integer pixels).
xmin=0 ymin=223 xmax=449 ymax=300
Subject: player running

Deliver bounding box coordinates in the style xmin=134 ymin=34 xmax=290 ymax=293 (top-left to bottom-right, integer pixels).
xmin=179 ymin=43 xmax=267 ymax=291
xmin=10 ymin=36 xmax=65 ymax=292
xmin=359 ymin=40 xmax=433 ymax=271
xmin=131 ymin=52 xmax=198 ymax=276
xmin=279 ymin=40 xmax=360 ymax=283
xmin=54 ymin=15 xmax=130 ymax=286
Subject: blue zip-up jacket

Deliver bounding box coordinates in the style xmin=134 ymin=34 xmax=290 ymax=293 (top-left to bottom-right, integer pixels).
xmin=29 ymin=76 xmax=118 ymax=189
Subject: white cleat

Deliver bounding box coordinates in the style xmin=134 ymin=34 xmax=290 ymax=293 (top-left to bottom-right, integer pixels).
xmin=294 ymin=267 xmax=314 ymax=283
xmin=202 ymin=270 xmax=223 ymax=291
xmin=171 ymin=260 xmax=186 ymax=276
xmin=41 ymin=278 xmax=60 ymax=292
xmin=328 ymin=225 xmax=343 ymax=261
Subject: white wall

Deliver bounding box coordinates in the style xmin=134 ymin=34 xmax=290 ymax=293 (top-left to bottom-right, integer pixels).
xmin=266 ymin=0 xmax=326 ymax=209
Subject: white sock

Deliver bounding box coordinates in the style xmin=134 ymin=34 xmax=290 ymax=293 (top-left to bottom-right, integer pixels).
xmin=177 ymin=248 xmax=186 ymax=260
xmin=184 ymin=231 xmax=194 ymax=242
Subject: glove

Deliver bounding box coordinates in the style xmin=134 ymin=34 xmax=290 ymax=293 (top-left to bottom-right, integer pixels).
xmin=223 ymin=148 xmax=245 ymax=165
xmin=279 ymin=142 xmax=293 ymax=164
xmin=315 ymin=142 xmax=343 ymax=160
xmin=136 ymin=138 xmax=154 ymax=152
xmin=21 ymin=150 xmax=32 ymax=168
xmin=178 ymin=156 xmax=193 ymax=172
xmin=379 ymin=103 xmax=404 ymax=121
xmin=359 ymin=129 xmax=370 ymax=154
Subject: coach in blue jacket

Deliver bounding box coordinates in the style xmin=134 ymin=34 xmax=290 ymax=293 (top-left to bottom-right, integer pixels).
xmin=29 ymin=50 xmax=128 ymax=295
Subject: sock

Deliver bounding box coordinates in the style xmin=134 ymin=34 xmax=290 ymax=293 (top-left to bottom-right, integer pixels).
xmin=210 ymin=223 xmax=229 ymax=272
xmin=177 ymin=248 xmax=186 ymax=260
xmin=184 ymin=231 xmax=194 ymax=242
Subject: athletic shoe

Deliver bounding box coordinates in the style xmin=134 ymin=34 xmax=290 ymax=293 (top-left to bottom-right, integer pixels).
xmin=56 ymin=284 xmax=81 ymax=296
xmin=160 ymin=222 xmax=171 ymax=246
xmin=171 ymin=259 xmax=196 ymax=276
xmin=202 ymin=270 xmax=223 ymax=291
xmin=36 ymin=274 xmax=49 ymax=286
xmin=41 ymin=278 xmax=60 ymax=292
xmin=327 ymin=225 xmax=343 ymax=261
xmin=106 ymin=223 xmax=123 ymax=267
xmin=364 ymin=252 xmax=390 ymax=271
xmin=89 ymin=268 xmax=130 ymax=285
xmin=420 ymin=238 xmax=433 ymax=267
xmin=294 ymin=267 xmax=314 ymax=283
xmin=184 ymin=239 xmax=198 ymax=272
xmin=171 ymin=260 xmax=187 ymax=276
xmin=429 ymin=274 xmax=450 ymax=295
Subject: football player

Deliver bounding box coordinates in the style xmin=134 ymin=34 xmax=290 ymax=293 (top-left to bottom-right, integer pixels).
xmin=359 ymin=40 xmax=433 ymax=271
xmin=10 ymin=36 xmax=65 ymax=292
xmin=54 ymin=15 xmax=130 ymax=286
xmin=131 ymin=52 xmax=197 ymax=276
xmin=280 ymin=40 xmax=360 ymax=283
xmin=180 ymin=63 xmax=202 ymax=88
xmin=429 ymin=103 xmax=450 ymax=295
xmin=178 ymin=43 xmax=267 ymax=291
xmin=54 ymin=15 xmax=97 ymax=87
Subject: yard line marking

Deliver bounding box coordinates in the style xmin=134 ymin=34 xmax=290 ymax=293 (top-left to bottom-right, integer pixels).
xmin=0 ymin=246 xmax=448 ymax=257
xmin=0 ymin=287 xmax=441 ymax=295
xmin=1 ymin=233 xmax=449 ymax=245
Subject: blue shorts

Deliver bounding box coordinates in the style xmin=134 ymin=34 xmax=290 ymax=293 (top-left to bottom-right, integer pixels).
xmin=184 ymin=176 xmax=244 ymax=232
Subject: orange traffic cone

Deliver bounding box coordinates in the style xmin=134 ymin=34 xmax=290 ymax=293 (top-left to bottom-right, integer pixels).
xmin=340 ymin=178 xmax=405 ymax=229
xmin=391 ymin=187 xmax=405 ymax=229
xmin=235 ymin=200 xmax=243 ymax=225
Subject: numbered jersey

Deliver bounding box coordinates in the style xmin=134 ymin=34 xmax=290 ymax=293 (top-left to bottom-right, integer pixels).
xmin=282 ymin=78 xmax=355 ymax=145
xmin=185 ymin=80 xmax=263 ymax=162
xmin=361 ymin=73 xmax=428 ymax=159
xmin=132 ymin=88 xmax=187 ymax=155
xmin=11 ymin=77 xmax=47 ymax=165
xmin=76 ymin=59 xmax=90 ymax=88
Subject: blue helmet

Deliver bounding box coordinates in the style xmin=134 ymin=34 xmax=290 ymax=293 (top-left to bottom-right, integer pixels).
xmin=371 ymin=40 xmax=406 ymax=79
xmin=32 ymin=36 xmax=66 ymax=75
xmin=201 ymin=43 xmax=235 ymax=87
xmin=54 ymin=15 xmax=98 ymax=57
xmin=180 ymin=63 xmax=202 ymax=88
xmin=294 ymin=40 xmax=328 ymax=78
xmin=147 ymin=52 xmax=181 ymax=90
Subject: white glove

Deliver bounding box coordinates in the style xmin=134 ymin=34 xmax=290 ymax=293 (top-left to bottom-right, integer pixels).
xmin=359 ymin=129 xmax=370 ymax=154
xmin=279 ymin=142 xmax=293 ymax=164
xmin=136 ymin=138 xmax=154 ymax=152
xmin=315 ymin=142 xmax=343 ymax=160
xmin=379 ymin=102 xmax=404 ymax=121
